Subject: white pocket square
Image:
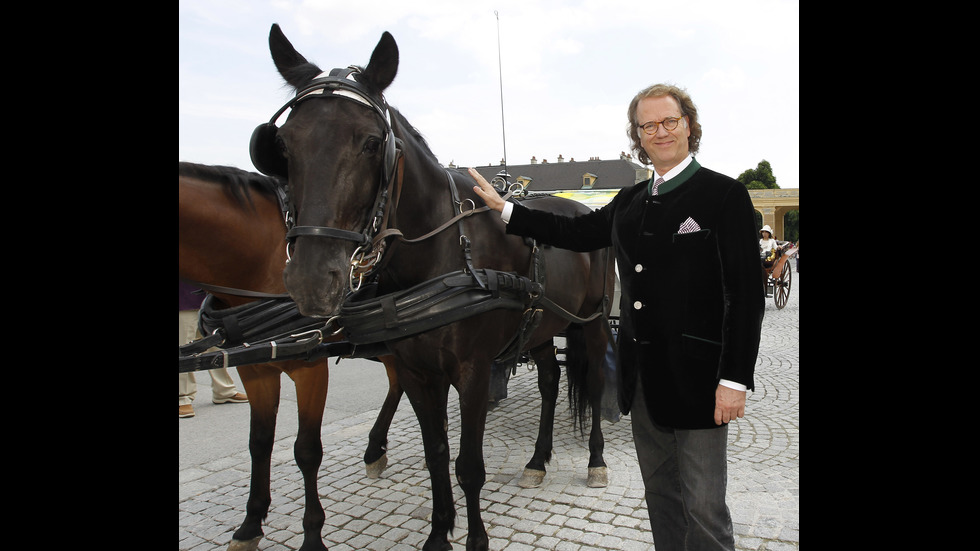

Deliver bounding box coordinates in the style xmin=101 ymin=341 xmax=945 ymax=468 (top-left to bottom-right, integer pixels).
xmin=677 ymin=217 xmax=701 ymax=234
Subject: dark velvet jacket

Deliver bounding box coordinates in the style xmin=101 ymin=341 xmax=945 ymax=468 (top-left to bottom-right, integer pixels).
xmin=506 ymin=159 xmax=765 ymax=429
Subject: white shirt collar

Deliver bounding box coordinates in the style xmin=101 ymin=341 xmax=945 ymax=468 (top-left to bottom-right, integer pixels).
xmin=654 ymin=155 xmax=693 ymax=182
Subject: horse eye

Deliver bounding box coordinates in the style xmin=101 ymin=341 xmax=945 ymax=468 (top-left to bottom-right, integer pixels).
xmin=363 ymin=137 xmax=382 ymax=155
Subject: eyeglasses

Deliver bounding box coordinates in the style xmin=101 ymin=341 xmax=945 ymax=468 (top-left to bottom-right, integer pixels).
xmin=636 ymin=116 xmax=684 ymax=135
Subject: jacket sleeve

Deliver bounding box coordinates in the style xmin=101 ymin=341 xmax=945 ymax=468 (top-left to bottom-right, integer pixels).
xmin=506 ymin=200 xmax=615 ymax=252
xmin=717 ymin=183 xmax=765 ymax=390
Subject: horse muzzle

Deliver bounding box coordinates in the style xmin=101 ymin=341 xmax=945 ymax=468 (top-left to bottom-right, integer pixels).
xmin=282 ymin=244 xmax=351 ymax=318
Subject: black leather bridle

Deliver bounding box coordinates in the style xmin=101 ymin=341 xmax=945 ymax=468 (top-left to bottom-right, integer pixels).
xmin=250 ymin=66 xmax=403 ymax=290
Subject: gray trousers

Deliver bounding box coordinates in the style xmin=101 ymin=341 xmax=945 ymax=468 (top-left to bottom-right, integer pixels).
xmin=631 ymin=377 xmax=735 ymax=551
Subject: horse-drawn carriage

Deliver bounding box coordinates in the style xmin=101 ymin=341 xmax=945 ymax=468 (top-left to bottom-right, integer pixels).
xmin=762 ymin=242 xmax=797 ymax=309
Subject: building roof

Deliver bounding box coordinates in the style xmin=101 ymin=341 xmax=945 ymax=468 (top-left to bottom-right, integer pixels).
xmin=468 ymin=154 xmax=652 ymax=193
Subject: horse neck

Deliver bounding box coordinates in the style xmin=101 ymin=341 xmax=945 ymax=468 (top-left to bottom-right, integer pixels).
xmin=380 ymin=149 xmax=467 ymax=283
xmin=178 ymin=178 xmax=288 ymax=296
xmin=391 ymin=152 xmax=536 ymax=280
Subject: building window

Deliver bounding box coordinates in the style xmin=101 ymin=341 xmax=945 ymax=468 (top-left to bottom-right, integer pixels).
xmin=582 ymin=173 xmax=597 ymax=189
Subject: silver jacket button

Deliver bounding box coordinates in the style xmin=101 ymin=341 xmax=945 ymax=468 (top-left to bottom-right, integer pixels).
xmin=633 ymin=301 xmax=643 ymax=310
xmin=634 ymin=264 xmax=643 ymax=272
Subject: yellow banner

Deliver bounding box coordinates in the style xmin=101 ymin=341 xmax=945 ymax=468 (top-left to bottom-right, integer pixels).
xmin=553 ymin=190 xmax=621 ymax=210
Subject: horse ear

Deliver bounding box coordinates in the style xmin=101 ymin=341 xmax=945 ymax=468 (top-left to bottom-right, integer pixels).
xmin=269 ymin=23 xmax=321 ymax=89
xmin=361 ymin=32 xmax=398 ymax=93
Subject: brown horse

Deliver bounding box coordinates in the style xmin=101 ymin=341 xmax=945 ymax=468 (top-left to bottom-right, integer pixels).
xmin=250 ymin=25 xmax=615 ymax=551
xmin=178 ymin=162 xmax=401 ymax=551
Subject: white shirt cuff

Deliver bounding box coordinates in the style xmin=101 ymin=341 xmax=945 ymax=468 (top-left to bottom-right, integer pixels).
xmin=719 ymin=379 xmax=747 ymax=392
xmin=501 ymin=201 xmax=514 ymax=223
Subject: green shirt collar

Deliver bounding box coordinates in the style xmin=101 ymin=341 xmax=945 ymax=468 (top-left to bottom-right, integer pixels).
xmin=648 ymin=157 xmax=701 ymax=196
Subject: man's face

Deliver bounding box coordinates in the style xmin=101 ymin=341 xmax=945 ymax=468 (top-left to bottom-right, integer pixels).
xmin=636 ymin=95 xmax=690 ymax=174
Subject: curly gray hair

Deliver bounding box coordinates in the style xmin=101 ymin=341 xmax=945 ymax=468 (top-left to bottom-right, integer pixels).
xmin=626 ymin=83 xmax=702 ymax=165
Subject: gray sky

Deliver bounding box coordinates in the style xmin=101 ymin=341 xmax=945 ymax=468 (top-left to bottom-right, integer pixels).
xmin=179 ymin=0 xmax=799 ymax=187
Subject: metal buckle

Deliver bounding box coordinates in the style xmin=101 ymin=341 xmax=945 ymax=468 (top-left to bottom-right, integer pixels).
xmin=349 ymin=243 xmax=382 ymax=292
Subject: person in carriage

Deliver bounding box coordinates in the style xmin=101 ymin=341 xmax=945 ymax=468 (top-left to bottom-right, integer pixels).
xmin=759 ymin=225 xmax=781 ymax=268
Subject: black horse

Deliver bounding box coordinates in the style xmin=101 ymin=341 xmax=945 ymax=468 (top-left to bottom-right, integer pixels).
xmin=251 ymin=24 xmax=615 ymax=551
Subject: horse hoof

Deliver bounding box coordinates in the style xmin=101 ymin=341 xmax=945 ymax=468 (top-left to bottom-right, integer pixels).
xmin=466 ymin=530 xmax=490 ymax=551
xmin=421 ymin=537 xmax=453 ymax=551
xmin=365 ymin=453 xmax=388 ymax=479
xmin=587 ymin=466 xmax=608 ymax=488
xmin=227 ymin=536 xmax=261 ymax=551
xmin=518 ymin=468 xmax=545 ymax=488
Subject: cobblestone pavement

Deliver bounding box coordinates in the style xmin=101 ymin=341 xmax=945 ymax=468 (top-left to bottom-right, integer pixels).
xmin=180 ymin=273 xmax=799 ymax=550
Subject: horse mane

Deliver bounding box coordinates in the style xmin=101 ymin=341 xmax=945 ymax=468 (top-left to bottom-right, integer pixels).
xmin=178 ymin=161 xmax=284 ymax=208
xmin=389 ymin=108 xmax=440 ymax=166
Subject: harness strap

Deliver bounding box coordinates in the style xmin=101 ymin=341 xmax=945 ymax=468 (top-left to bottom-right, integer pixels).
xmin=178 ymin=269 xmax=536 ymax=373
xmin=178 ymin=277 xmax=290 ymax=300
xmin=179 ymin=295 xmax=324 ymax=357
xmin=179 ymin=324 xmax=396 ymax=373
xmin=179 ymin=266 xmax=610 ymax=373
xmin=179 ymin=327 xmax=327 ymax=373
xmin=338 ymin=268 xmax=541 ymax=345
xmin=371 ymin=185 xmax=514 ymax=246
xmin=537 ymin=295 xmax=608 ymax=324
xmin=287 ymin=225 xmax=371 ymax=246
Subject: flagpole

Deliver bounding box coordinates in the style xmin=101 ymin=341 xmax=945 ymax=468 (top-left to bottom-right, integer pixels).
xmin=495 ymin=10 xmax=507 ymax=169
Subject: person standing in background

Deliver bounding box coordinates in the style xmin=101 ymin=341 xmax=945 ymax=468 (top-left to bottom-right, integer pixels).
xmin=179 ymin=281 xmax=247 ymax=418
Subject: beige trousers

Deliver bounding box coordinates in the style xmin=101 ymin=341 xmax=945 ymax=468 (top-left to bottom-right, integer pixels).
xmin=179 ymin=309 xmax=239 ymax=405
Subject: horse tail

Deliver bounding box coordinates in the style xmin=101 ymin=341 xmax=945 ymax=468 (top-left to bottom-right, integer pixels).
xmin=563 ymin=323 xmax=590 ymax=436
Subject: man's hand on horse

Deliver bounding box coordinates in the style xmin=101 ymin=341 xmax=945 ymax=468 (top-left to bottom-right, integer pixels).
xmin=469 ymin=168 xmax=506 ymax=213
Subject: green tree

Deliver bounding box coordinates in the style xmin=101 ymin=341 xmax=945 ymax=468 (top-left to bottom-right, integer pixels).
xmin=737 ymin=159 xmax=778 ymax=189
xmin=784 ymin=210 xmax=799 ymax=243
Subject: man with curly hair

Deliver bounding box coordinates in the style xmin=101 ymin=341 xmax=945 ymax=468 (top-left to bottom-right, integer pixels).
xmin=471 ymin=83 xmax=764 ymax=551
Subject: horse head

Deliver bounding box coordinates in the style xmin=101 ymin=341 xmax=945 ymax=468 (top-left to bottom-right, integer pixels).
xmin=251 ymin=24 xmax=400 ymax=317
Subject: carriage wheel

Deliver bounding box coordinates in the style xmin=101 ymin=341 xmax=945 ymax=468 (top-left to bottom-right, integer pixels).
xmin=774 ymin=260 xmax=792 ymax=309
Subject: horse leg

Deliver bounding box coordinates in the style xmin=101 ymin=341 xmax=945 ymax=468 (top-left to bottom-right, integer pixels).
xmin=455 ymin=360 xmax=490 ymax=551
xmin=487 ymin=360 xmax=510 ymax=410
xmin=365 ymin=356 xmax=401 ymax=478
xmin=584 ymin=322 xmax=609 ymax=488
xmin=229 ymin=364 xmax=281 ymax=551
xmin=397 ymin=361 xmax=455 ymax=551
xmin=287 ymin=362 xmax=330 ymax=551
xmin=519 ymin=341 xmax=560 ymax=489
